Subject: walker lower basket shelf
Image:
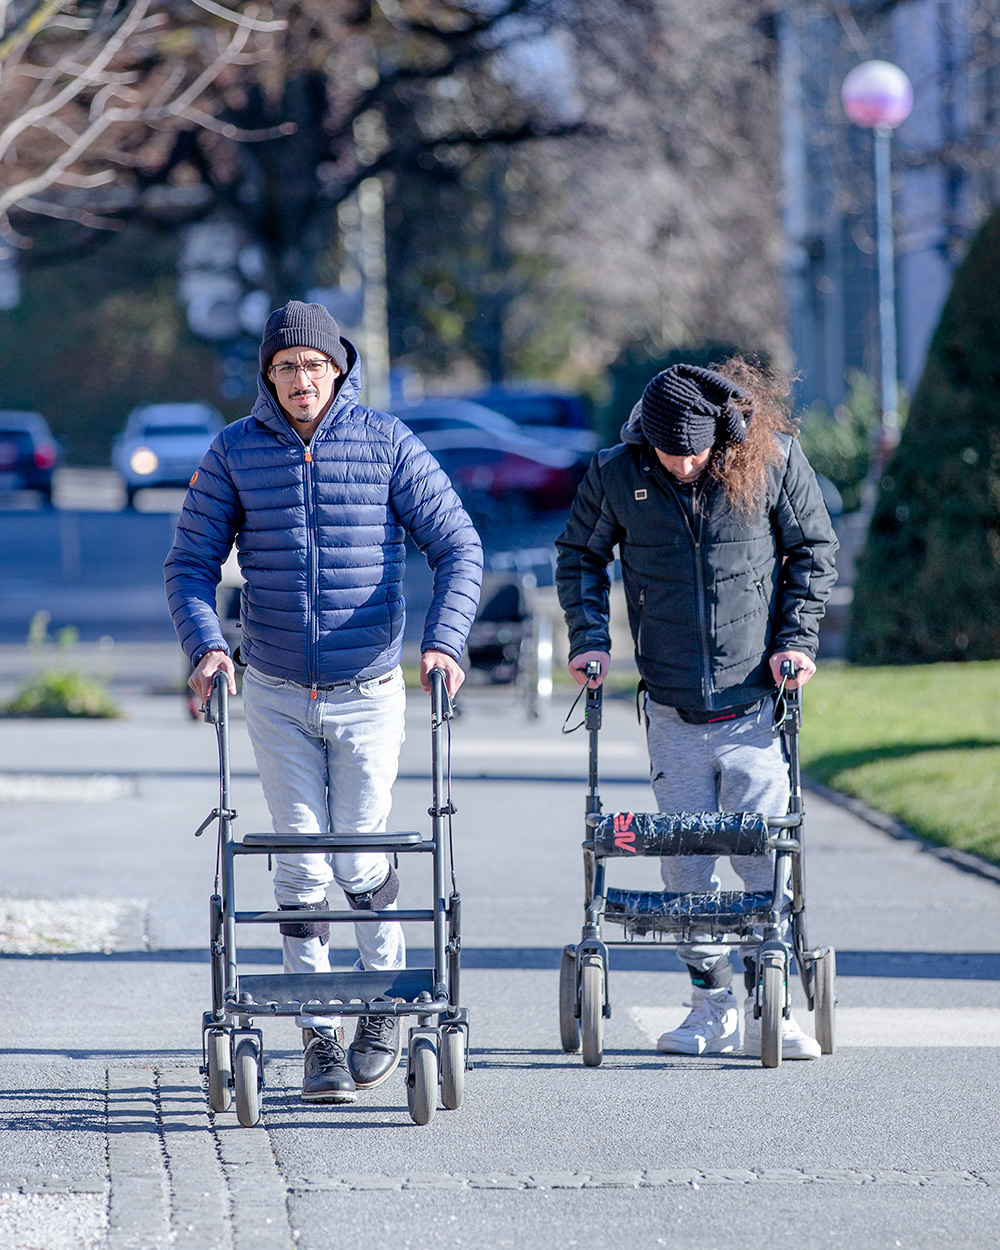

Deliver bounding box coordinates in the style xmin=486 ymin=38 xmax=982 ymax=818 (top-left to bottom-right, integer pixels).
xmin=226 ymin=968 xmax=448 ymax=1019
xmin=602 ymin=888 xmax=774 ymax=938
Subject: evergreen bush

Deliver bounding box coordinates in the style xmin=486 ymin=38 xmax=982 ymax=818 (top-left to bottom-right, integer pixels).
xmin=798 ymin=371 xmax=885 ymax=514
xmin=847 ymin=207 xmax=1000 ymax=664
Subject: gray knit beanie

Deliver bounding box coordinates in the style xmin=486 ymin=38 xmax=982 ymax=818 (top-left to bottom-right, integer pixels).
xmin=640 ymin=363 xmax=749 ymax=455
xmin=259 ymin=300 xmax=349 ymax=375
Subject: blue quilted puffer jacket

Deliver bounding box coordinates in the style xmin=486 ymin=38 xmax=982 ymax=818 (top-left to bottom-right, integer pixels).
xmin=164 ymin=342 xmax=483 ymax=686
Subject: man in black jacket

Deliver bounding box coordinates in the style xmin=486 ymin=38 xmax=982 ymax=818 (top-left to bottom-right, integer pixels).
xmin=556 ymin=360 xmax=837 ymax=1060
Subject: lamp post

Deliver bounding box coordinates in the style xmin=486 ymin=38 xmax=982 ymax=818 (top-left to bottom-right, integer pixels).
xmin=841 ymin=59 xmax=913 ymax=456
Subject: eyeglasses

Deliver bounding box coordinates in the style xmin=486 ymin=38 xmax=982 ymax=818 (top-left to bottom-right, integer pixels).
xmin=269 ymin=358 xmax=333 ymax=383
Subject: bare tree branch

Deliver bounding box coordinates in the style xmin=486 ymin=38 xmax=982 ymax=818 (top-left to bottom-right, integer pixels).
xmin=0 ymin=0 xmax=289 ymax=221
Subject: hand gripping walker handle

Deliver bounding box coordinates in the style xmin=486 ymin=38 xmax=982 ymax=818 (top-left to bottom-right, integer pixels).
xmin=201 ymin=668 xmax=229 ymax=725
xmin=584 ymin=660 xmax=602 ymax=731
xmin=429 ymin=666 xmax=454 ymax=727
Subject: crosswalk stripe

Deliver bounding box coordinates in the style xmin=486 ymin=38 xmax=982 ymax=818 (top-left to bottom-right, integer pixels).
xmin=630 ymin=1006 xmax=1000 ymax=1047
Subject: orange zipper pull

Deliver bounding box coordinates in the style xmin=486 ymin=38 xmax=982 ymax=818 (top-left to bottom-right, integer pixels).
xmin=304 ymin=449 xmax=312 ymax=463
xmin=310 ymin=684 xmax=317 ymax=700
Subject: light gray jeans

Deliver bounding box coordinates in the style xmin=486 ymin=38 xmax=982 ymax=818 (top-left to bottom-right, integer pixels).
xmin=242 ymin=664 xmax=407 ymax=1028
xmin=645 ymin=698 xmax=791 ymax=976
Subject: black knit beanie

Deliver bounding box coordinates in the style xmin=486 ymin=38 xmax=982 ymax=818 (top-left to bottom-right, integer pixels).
xmin=640 ymin=363 xmax=749 ymax=456
xmin=259 ymin=300 xmax=349 ymax=375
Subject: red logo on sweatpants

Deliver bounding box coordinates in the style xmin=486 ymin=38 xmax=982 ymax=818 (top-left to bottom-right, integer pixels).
xmin=613 ymin=812 xmax=636 ymax=852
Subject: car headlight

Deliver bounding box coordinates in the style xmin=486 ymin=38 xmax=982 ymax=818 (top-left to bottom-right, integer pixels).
xmin=129 ymin=447 xmax=159 ymax=475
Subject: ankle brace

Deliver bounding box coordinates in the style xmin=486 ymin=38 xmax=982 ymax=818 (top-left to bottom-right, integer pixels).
xmin=688 ymin=957 xmax=732 ymax=991
xmin=279 ymin=897 xmax=330 ymax=942
xmin=345 ymin=865 xmax=398 ymax=911
xmin=743 ymin=956 xmax=757 ymax=995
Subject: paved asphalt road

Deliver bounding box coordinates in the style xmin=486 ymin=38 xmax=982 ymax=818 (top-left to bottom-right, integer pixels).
xmin=0 ymin=670 xmax=998 ymax=1249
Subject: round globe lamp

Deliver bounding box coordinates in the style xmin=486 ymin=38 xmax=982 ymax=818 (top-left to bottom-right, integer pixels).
xmin=842 ymin=60 xmax=913 ymax=132
xmin=842 ymin=60 xmax=913 ymax=453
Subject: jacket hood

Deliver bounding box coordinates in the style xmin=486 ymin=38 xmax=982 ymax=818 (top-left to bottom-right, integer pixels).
xmin=620 ymin=400 xmax=645 ymax=446
xmin=251 ymin=336 xmax=362 ymax=437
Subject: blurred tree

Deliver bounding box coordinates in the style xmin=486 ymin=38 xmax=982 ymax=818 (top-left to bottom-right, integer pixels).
xmin=540 ymin=0 xmax=786 ymax=380
xmin=0 ymin=221 xmax=231 ymax=464
xmin=847 ymin=205 xmax=1000 ymax=664
xmin=0 ymin=0 xmax=291 ymax=226
xmin=2 ymin=0 xmax=791 ymax=447
xmin=2 ymin=2 xmax=584 ymax=294
xmin=387 ymin=0 xmax=786 ymax=389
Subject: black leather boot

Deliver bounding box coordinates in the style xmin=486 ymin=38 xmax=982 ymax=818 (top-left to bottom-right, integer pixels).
xmin=348 ymin=1003 xmax=402 ymax=1089
xmin=301 ymin=1027 xmax=357 ymax=1104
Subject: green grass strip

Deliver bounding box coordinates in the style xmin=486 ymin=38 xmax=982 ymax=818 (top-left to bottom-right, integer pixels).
xmin=800 ymin=661 xmax=1000 ymax=866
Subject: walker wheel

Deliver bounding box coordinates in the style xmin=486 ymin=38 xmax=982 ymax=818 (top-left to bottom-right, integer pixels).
xmin=407 ymin=1034 xmax=438 ymax=1126
xmin=233 ymin=1036 xmax=262 ymax=1127
xmin=440 ymin=1026 xmax=466 ymax=1111
xmin=761 ymin=961 xmax=784 ymax=1069
xmin=580 ymin=954 xmax=605 ymax=1068
xmin=813 ymin=948 xmax=837 ymax=1054
xmin=206 ymin=1029 xmax=232 ymax=1113
xmin=559 ymin=946 xmax=581 ymax=1053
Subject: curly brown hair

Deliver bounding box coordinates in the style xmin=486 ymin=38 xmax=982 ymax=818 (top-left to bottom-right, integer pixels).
xmin=707 ymin=356 xmax=798 ymax=517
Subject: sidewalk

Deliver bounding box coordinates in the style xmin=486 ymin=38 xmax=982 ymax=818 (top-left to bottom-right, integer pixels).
xmin=1 ymin=666 xmax=998 ymax=1249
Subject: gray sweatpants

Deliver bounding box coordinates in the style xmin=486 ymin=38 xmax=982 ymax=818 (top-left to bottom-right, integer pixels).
xmin=645 ymin=698 xmax=791 ymax=975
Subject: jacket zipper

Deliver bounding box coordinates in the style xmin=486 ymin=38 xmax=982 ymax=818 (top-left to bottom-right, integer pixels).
xmin=303 ymin=446 xmax=319 ymax=697
xmin=637 ymin=587 xmax=646 ymax=657
xmin=692 ymin=531 xmax=712 ymax=706
xmin=659 ymin=468 xmax=714 ymax=707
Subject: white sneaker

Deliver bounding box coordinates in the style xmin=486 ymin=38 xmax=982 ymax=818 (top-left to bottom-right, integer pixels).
xmin=742 ymin=996 xmax=821 ymax=1060
xmin=657 ymin=987 xmax=740 ymax=1055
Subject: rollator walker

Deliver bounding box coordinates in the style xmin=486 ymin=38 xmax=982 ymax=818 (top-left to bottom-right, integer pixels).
xmin=559 ymin=660 xmax=837 ymax=1069
xmin=196 ymin=668 xmax=469 ymax=1125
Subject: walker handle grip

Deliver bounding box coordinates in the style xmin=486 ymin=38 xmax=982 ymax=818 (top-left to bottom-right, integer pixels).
xmin=585 ymin=661 xmax=603 ymax=729
xmin=202 ymin=669 xmax=229 ymax=724
xmin=429 ymin=666 xmax=454 ymax=723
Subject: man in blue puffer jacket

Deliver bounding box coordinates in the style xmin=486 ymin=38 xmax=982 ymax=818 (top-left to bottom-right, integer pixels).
xmin=164 ymin=301 xmax=482 ymax=1104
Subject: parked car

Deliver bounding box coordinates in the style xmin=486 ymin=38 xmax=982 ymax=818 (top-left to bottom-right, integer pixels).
xmin=391 ymin=399 xmax=588 ymax=517
xmin=112 ymin=402 xmax=224 ymax=506
xmin=0 ymin=410 xmax=60 ymax=504
xmin=458 ymin=386 xmax=590 ymax=429
xmin=455 ymin=386 xmax=598 ymax=453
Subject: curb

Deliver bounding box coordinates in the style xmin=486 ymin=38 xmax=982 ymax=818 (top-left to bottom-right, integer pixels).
xmin=802 ymin=776 xmax=1000 ymax=888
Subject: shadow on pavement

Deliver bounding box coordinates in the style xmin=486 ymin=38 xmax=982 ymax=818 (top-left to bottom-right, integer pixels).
xmin=4 ymin=947 xmax=998 ymax=978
